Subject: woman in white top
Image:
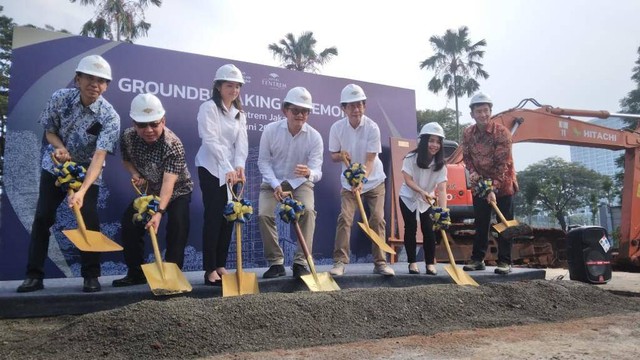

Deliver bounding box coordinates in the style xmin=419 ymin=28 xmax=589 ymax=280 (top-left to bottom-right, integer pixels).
xmin=195 ymin=64 xmax=248 ymax=285
xmin=398 ymin=122 xmax=448 ymax=275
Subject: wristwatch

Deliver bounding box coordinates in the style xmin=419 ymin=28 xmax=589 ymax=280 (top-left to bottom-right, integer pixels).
xmin=157 ymin=208 xmax=166 ymax=215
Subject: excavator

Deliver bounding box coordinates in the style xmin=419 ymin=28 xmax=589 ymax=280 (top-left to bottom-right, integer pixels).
xmin=389 ymin=99 xmax=640 ymax=270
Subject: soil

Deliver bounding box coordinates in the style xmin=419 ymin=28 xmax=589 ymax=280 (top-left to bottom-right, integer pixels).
xmin=2 ymin=280 xmax=639 ymax=360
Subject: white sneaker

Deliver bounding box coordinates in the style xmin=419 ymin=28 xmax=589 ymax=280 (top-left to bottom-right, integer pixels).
xmin=373 ymin=264 xmax=395 ymax=276
xmin=329 ymin=262 xmax=346 ymax=276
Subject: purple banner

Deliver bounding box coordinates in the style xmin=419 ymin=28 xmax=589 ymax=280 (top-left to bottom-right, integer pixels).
xmin=0 ymin=27 xmax=416 ymax=280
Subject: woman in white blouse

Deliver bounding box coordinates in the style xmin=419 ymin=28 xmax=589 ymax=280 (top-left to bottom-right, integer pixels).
xmin=398 ymin=122 xmax=448 ymax=275
xmin=195 ymin=64 xmax=248 ymax=285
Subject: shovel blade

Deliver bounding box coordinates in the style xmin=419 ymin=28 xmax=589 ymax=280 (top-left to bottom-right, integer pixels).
xmin=300 ymin=272 xmax=340 ymax=292
xmin=62 ymin=229 xmax=123 ymax=252
xmin=141 ymin=262 xmax=192 ymax=296
xmin=222 ymin=271 xmax=259 ymax=297
xmin=491 ymin=223 xmax=507 ymax=234
xmin=444 ymin=264 xmax=480 ymax=286
xmin=357 ymin=222 xmax=396 ymax=255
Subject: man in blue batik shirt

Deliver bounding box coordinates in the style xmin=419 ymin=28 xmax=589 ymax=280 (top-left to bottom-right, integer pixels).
xmin=17 ymin=55 xmax=120 ymax=294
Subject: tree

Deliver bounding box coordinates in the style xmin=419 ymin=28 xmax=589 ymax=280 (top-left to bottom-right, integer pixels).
xmin=268 ymin=31 xmax=337 ymax=73
xmin=416 ymin=108 xmax=469 ymax=142
xmin=615 ymin=45 xmax=640 ymax=193
xmin=419 ymin=26 xmax=489 ymax=142
xmin=516 ymin=157 xmax=608 ymax=231
xmin=0 ymin=6 xmax=14 ymax=119
xmin=70 ymin=0 xmax=162 ymax=42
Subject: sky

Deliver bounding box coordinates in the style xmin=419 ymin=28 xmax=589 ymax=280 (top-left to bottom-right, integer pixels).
xmin=3 ymin=0 xmax=640 ymax=171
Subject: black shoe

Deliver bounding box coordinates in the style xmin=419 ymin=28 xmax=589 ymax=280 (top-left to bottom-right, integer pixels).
xmin=463 ymin=260 xmax=486 ymax=271
xmin=112 ymin=275 xmax=147 ymax=287
xmin=83 ymin=277 xmax=101 ymax=293
xmin=263 ymin=264 xmax=286 ymax=279
xmin=292 ymin=263 xmax=310 ymax=279
xmin=204 ymin=272 xmax=222 ymax=286
xmin=16 ymin=278 xmax=44 ymax=293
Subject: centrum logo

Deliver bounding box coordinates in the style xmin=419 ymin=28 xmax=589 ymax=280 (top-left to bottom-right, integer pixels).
xmin=261 ymin=73 xmax=287 ymax=90
xmin=242 ymin=72 xmax=252 ymax=84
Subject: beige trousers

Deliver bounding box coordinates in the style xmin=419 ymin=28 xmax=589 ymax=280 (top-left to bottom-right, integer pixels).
xmin=258 ymin=181 xmax=316 ymax=266
xmin=332 ymin=182 xmax=387 ymax=266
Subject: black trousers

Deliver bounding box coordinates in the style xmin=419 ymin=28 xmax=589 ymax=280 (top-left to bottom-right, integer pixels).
xmin=120 ymin=193 xmax=191 ymax=276
xmin=26 ymin=170 xmax=101 ymax=279
xmin=471 ymin=194 xmax=513 ymax=264
xmin=399 ymin=198 xmax=436 ymax=264
xmin=198 ymin=167 xmax=233 ymax=274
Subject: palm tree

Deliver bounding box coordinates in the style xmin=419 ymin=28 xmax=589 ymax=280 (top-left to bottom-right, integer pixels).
xmin=419 ymin=26 xmax=489 ymax=141
xmin=268 ymin=31 xmax=338 ymax=73
xmin=70 ymin=0 xmax=162 ymax=42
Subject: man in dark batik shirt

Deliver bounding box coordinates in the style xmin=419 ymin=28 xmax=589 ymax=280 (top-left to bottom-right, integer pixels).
xmin=112 ymin=93 xmax=193 ymax=287
xmin=462 ymin=92 xmax=519 ymax=275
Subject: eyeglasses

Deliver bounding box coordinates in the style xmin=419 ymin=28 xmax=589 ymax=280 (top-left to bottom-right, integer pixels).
xmin=288 ymin=107 xmax=310 ymax=116
xmin=79 ymin=74 xmax=108 ymax=85
xmin=345 ymin=102 xmax=364 ymax=110
xmin=134 ymin=120 xmax=162 ymax=129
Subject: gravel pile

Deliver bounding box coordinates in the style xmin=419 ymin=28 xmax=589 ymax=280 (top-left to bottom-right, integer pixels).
xmin=4 ymin=280 xmax=639 ymax=359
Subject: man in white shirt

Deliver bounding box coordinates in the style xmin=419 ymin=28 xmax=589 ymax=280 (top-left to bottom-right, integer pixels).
xmin=328 ymin=84 xmax=394 ymax=276
xmin=257 ymin=87 xmax=324 ymax=279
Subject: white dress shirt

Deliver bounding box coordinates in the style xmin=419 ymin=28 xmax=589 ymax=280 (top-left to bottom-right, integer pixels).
xmin=399 ymin=153 xmax=448 ymax=213
xmin=258 ymin=119 xmax=324 ymax=189
xmin=328 ymin=115 xmax=386 ymax=192
xmin=195 ymin=100 xmax=248 ymax=186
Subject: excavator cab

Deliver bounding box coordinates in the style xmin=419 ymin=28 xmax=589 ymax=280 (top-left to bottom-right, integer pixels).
xmin=443 ymin=140 xmax=474 ymax=222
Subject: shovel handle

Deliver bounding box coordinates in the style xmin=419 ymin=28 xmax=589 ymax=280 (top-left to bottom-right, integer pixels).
xmin=227 ymin=180 xmax=244 ymax=202
xmin=148 ymin=225 xmax=166 ymax=279
xmin=489 ymin=201 xmax=509 ymax=224
xmin=235 ymin=222 xmax=243 ymax=273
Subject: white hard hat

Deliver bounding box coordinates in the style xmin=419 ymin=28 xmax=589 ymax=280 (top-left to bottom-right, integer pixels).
xmin=214 ymin=64 xmax=244 ymax=84
xmin=75 ymin=55 xmax=112 ymax=81
xmin=130 ymin=93 xmax=166 ymax=123
xmin=419 ymin=122 xmax=445 ymax=139
xmin=469 ymin=92 xmax=492 ymax=108
xmin=340 ymin=84 xmax=367 ymax=103
xmin=283 ymin=86 xmax=313 ymax=109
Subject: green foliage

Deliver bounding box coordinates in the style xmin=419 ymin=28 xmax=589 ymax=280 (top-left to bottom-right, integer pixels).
xmin=419 ymin=26 xmax=489 ymax=142
xmin=70 ymin=0 xmax=162 ymax=42
xmin=615 ymin=45 xmax=640 ymax=191
xmin=416 ymin=108 xmax=468 ymax=141
xmin=516 ymin=157 xmax=609 ymax=231
xmin=0 ymin=6 xmax=14 ymax=118
xmin=268 ymin=31 xmax=338 ymax=73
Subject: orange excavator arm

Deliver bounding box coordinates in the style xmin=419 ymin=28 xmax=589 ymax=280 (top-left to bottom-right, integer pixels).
xmin=448 ymin=99 xmax=640 ymax=266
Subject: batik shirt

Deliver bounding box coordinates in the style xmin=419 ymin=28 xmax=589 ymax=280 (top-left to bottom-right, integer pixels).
xmin=39 ymin=88 xmax=120 ymax=185
xmin=462 ymin=121 xmax=517 ymax=196
xmin=121 ymin=127 xmax=193 ymax=200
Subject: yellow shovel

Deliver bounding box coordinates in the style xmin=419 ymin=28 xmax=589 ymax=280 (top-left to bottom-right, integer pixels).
xmin=282 ymin=192 xmax=340 ymax=292
xmin=62 ymin=188 xmax=123 ymax=252
xmin=131 ymin=181 xmax=192 ymax=296
xmin=141 ymin=225 xmax=193 ymax=296
xmin=428 ymin=196 xmax=478 ymax=286
xmin=222 ymin=181 xmax=259 ymax=297
xmin=490 ymin=201 xmax=532 ymax=239
xmin=341 ymin=155 xmax=395 ymax=255
xmin=51 ymin=154 xmax=122 ymax=252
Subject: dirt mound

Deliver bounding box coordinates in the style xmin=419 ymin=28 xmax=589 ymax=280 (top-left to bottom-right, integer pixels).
xmin=4 ymin=280 xmax=639 ymax=359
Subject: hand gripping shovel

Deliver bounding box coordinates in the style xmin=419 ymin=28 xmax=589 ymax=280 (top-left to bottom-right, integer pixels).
xmin=341 ymin=156 xmax=395 ymax=255
xmin=51 ymin=154 xmax=122 ymax=252
xmin=428 ymin=196 xmax=478 ymax=286
xmin=132 ymin=182 xmax=192 ymax=296
xmin=490 ymin=201 xmax=533 ymax=240
xmin=222 ymin=181 xmax=259 ymax=297
xmin=281 ymin=193 xmax=340 ymax=292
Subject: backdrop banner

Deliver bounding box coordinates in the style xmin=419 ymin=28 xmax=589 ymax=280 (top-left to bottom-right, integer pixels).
xmin=0 ymin=27 xmax=416 ymax=280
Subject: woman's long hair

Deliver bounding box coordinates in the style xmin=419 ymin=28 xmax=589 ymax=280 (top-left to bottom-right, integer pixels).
xmin=211 ymin=80 xmax=243 ymax=120
xmin=407 ymin=134 xmax=445 ymax=171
